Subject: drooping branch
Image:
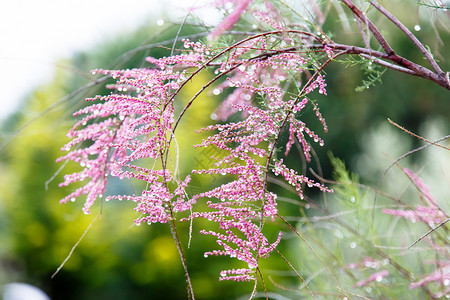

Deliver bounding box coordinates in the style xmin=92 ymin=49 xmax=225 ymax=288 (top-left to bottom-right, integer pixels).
xmin=339 ymin=0 xmax=450 ymax=90
xmin=340 ymin=0 xmax=395 ymax=55
xmin=369 ymin=0 xmax=444 ymax=75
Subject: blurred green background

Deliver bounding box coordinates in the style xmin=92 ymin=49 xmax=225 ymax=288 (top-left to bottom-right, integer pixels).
xmin=0 ymin=2 xmax=448 ymax=299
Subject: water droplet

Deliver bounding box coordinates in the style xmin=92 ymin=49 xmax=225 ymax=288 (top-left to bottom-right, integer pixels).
xmin=350 ymin=196 xmax=356 ymax=203
xmin=70 ymin=198 xmax=76 ymax=202
xmin=210 ymin=113 xmax=217 ymax=120
xmin=213 ymin=88 xmax=221 ymax=95
xmin=414 ymin=25 xmax=421 ymax=31
xmin=157 ymin=19 xmax=164 ymax=26
xmin=91 ymin=70 xmax=97 ymax=75
xmin=350 ymin=242 xmax=356 ymax=249
xmin=204 ymin=254 xmax=208 ymax=258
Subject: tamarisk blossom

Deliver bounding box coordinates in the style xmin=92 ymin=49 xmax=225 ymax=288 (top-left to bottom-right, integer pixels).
xmin=409 ymin=261 xmax=450 ymax=297
xmin=57 ymin=49 xmax=206 ymax=219
xmin=209 ymin=0 xmax=253 ymax=40
xmin=382 ymin=168 xmax=447 ymax=226
xmin=191 ymin=75 xmax=331 ymax=280
xmin=190 ymin=105 xmax=282 ymax=280
xmin=356 ymin=270 xmax=389 ymax=287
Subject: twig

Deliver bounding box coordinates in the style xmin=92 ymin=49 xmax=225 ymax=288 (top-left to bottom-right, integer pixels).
xmin=52 ymin=214 xmax=100 ymax=279
xmin=388 ymin=118 xmax=450 ymax=151
xmin=340 ymin=0 xmax=395 ymax=55
xmin=370 ymin=0 xmax=444 ymax=75
xmin=274 ymin=248 xmax=316 ymax=299
xmin=408 ymin=218 xmax=450 ymax=249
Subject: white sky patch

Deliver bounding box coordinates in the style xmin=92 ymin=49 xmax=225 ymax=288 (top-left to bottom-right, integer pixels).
xmin=0 ymin=0 xmax=218 ymax=121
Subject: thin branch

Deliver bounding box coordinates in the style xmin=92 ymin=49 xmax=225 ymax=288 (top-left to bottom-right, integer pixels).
xmin=408 ymin=218 xmax=450 ymax=249
xmin=52 ymin=214 xmax=100 ymax=279
xmin=388 ymin=118 xmax=450 ymax=151
xmin=370 ymin=0 xmax=444 ymax=75
xmin=309 ymin=43 xmax=450 ymax=89
xmin=340 ymin=0 xmax=395 ymax=55
xmin=274 ymin=248 xmax=316 ymax=299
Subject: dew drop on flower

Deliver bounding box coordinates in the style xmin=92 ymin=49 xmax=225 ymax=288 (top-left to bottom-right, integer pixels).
xmin=204 ymin=254 xmax=208 ymax=258
xmin=91 ymin=70 xmax=97 ymax=75
xmin=70 ymin=198 xmax=76 ymax=202
xmin=80 ymin=162 xmax=86 ymax=167
xmin=213 ymin=88 xmax=221 ymax=95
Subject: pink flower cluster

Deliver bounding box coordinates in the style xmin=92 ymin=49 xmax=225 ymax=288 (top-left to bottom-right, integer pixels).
xmin=409 ymin=261 xmax=450 ymax=298
xmin=59 ymin=3 xmax=334 ymax=285
xmin=58 ymin=51 xmax=203 ymax=219
xmin=382 ymin=168 xmax=449 ymax=297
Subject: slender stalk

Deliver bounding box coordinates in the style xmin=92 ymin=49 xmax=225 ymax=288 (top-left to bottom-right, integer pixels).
xmin=370 ymin=0 xmax=444 ymax=75
xmin=340 ymin=0 xmax=395 ymax=55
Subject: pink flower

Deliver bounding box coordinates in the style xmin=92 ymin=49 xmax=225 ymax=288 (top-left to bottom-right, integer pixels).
xmin=356 ymin=270 xmax=389 ymax=287
xmin=209 ymin=0 xmax=253 ymax=40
